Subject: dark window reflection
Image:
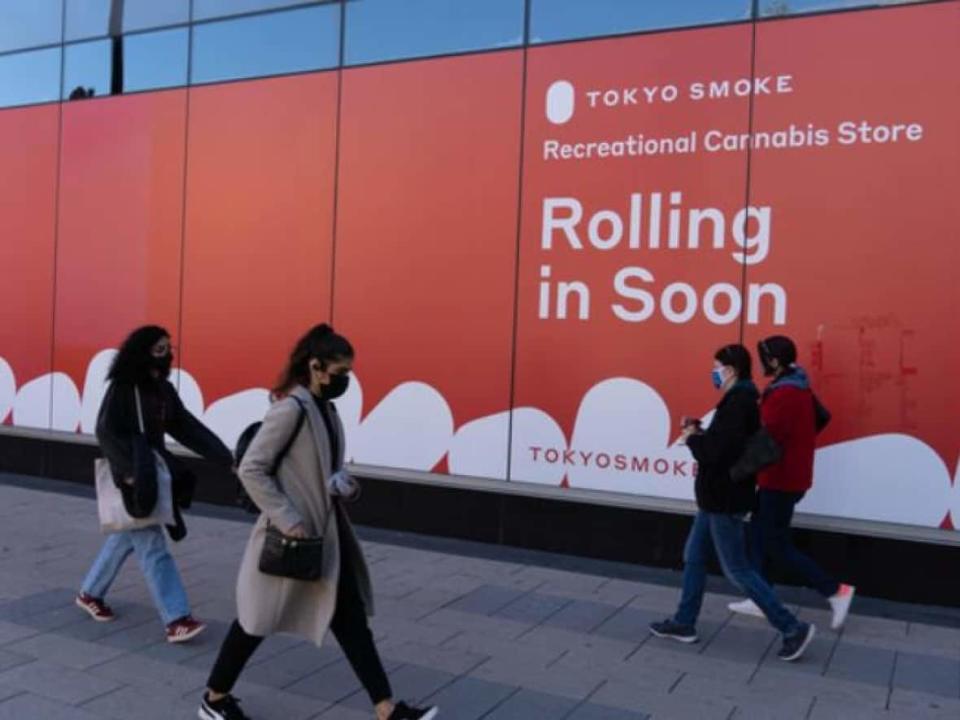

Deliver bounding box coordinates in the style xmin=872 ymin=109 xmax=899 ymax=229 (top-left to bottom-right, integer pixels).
xmin=193 ymin=0 xmax=323 ymax=22
xmin=0 ymin=0 xmax=62 ymax=53
xmin=191 ymin=5 xmax=340 ymax=85
xmin=0 ymin=47 xmax=62 ymax=108
xmin=344 ymin=0 xmax=524 ymax=66
xmin=529 ymin=0 xmax=753 ymax=43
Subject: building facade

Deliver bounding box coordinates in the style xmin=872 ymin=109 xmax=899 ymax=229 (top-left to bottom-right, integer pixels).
xmin=1 ymin=1 xmax=958 ymax=595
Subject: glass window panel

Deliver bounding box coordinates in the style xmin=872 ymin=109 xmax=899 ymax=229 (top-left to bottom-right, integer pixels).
xmin=758 ymin=0 xmax=928 ymax=17
xmin=65 ymin=0 xmax=111 ymax=41
xmin=0 ymin=0 xmax=62 ymax=53
xmin=122 ymin=0 xmax=190 ymax=32
xmin=529 ymin=0 xmax=752 ymax=44
xmin=191 ymin=5 xmax=340 ymax=85
xmin=344 ymin=0 xmax=524 ymax=66
xmin=193 ymin=0 xmax=324 ymax=22
xmin=62 ymin=39 xmax=109 ymax=100
xmin=63 ymin=31 xmax=188 ymax=100
xmin=67 ymin=0 xmax=190 ymax=38
xmin=0 ymin=48 xmax=61 ymax=108
xmin=123 ymin=28 xmax=188 ymax=91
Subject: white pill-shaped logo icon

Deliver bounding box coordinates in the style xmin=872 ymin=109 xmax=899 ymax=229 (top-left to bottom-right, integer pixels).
xmin=546 ymin=80 xmax=575 ymax=125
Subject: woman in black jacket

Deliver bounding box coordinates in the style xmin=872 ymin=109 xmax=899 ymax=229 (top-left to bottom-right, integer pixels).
xmin=76 ymin=326 xmax=234 ymax=643
xmin=649 ymin=344 xmax=816 ymax=662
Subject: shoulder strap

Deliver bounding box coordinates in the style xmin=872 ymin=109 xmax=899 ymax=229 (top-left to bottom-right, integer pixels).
xmin=269 ymin=396 xmax=306 ymax=476
xmin=133 ymin=385 xmax=146 ymax=434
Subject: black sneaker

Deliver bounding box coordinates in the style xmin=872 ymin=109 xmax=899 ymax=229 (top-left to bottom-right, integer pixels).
xmin=649 ymin=619 xmax=699 ymax=644
xmin=388 ymin=702 xmax=439 ymax=720
xmin=198 ymin=693 xmax=250 ymax=720
xmin=778 ymin=622 xmax=816 ymax=662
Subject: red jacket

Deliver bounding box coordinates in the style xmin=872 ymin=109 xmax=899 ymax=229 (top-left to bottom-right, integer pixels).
xmin=757 ymin=384 xmax=816 ymax=493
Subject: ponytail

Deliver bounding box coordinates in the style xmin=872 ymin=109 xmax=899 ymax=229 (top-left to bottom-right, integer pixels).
xmin=273 ymin=324 xmax=354 ymax=396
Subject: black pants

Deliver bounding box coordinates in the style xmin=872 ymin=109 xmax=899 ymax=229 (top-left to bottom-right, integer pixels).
xmin=207 ymin=543 xmax=392 ymax=704
xmin=749 ymin=489 xmax=840 ymax=598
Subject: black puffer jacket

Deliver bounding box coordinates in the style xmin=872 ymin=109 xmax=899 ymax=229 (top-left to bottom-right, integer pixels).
xmin=686 ymin=381 xmax=759 ymax=514
xmin=96 ymin=378 xmax=233 ymax=509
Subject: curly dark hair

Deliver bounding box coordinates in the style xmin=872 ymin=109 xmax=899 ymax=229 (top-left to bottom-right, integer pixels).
xmin=107 ymin=325 xmax=170 ymax=384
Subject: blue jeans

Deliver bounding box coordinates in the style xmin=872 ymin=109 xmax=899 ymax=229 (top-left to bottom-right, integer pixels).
xmin=675 ymin=511 xmax=802 ymax=637
xmin=750 ymin=489 xmax=840 ymax=598
xmin=80 ymin=526 xmax=190 ymax=625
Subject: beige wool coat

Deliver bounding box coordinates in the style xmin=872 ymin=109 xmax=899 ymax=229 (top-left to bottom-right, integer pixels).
xmin=235 ymin=385 xmax=373 ymax=644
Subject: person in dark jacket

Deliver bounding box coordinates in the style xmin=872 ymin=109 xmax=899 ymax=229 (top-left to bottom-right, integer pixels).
xmin=76 ymin=325 xmax=234 ymax=643
xmin=650 ymin=344 xmax=816 ymax=662
xmin=728 ymin=336 xmax=855 ymax=629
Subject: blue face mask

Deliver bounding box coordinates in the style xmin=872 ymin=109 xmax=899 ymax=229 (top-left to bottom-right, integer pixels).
xmin=711 ymin=368 xmax=725 ymax=389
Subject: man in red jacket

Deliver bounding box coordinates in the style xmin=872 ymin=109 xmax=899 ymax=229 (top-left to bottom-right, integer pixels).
xmin=728 ymin=336 xmax=855 ymax=630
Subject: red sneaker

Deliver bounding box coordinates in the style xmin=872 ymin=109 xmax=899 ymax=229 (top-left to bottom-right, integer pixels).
xmin=75 ymin=592 xmax=115 ymax=622
xmin=166 ymin=616 xmax=207 ymax=644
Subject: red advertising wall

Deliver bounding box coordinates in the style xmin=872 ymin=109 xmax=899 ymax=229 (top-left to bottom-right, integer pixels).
xmin=748 ymin=4 xmax=959 ymax=454
xmin=0 ymin=105 xmax=59 ymax=429
xmin=507 ymin=3 xmax=958 ymax=526
xmin=0 ymin=3 xmax=956 ymax=531
xmin=53 ymin=91 xmax=187 ymax=432
xmin=179 ymin=73 xmax=339 ymax=443
xmin=335 ymin=51 xmax=523 ymax=476
xmin=512 ymin=24 xmax=754 ymax=494
xmin=744 ymin=3 xmax=960 ymax=525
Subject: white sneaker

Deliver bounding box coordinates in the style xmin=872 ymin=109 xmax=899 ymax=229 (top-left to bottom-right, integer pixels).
xmin=728 ymin=598 xmax=765 ymax=618
xmin=828 ymin=584 xmax=855 ymax=630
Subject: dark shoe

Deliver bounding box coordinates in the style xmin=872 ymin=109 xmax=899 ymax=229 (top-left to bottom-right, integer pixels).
xmin=388 ymin=702 xmax=439 ymax=720
xmin=166 ymin=615 xmax=207 ymax=643
xmin=649 ymin=618 xmax=699 ymax=643
xmin=198 ymin=693 xmax=250 ymax=720
xmin=778 ymin=622 xmax=816 ymax=661
xmin=75 ymin=592 xmax=115 ymax=622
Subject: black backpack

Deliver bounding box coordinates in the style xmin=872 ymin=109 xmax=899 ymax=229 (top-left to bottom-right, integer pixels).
xmin=234 ymin=397 xmax=306 ymax=514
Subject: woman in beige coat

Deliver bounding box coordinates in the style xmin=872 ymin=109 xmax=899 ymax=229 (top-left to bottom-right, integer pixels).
xmin=199 ymin=325 xmax=438 ymax=720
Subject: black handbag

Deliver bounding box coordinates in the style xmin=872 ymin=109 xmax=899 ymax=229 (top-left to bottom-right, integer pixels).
xmin=730 ymin=428 xmax=783 ymax=483
xmin=257 ymin=397 xmax=332 ymax=580
xmin=258 ymin=523 xmax=328 ymax=581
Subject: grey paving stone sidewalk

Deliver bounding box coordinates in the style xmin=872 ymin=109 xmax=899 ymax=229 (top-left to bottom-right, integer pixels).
xmin=0 ymin=477 xmax=958 ymax=720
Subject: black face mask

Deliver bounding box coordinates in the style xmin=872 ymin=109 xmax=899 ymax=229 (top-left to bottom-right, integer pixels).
xmin=151 ymin=354 xmax=173 ymax=378
xmin=321 ymin=373 xmax=350 ymax=399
